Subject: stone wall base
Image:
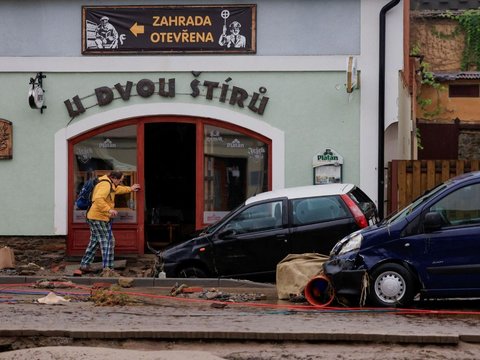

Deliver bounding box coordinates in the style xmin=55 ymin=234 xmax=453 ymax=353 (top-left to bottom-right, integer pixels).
xmin=0 ymin=236 xmax=66 ymax=268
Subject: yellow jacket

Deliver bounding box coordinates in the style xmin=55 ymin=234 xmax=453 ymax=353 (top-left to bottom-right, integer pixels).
xmin=86 ymin=175 xmax=133 ymax=222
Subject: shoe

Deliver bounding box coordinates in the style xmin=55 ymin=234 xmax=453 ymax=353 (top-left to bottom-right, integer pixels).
xmin=79 ymin=265 xmax=94 ymax=273
xmin=101 ymin=268 xmax=120 ymax=277
xmin=73 ymin=269 xmax=83 ymax=277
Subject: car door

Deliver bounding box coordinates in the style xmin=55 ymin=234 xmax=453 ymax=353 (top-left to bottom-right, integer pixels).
xmin=288 ymin=195 xmax=358 ymax=256
xmin=211 ymin=199 xmax=289 ymax=279
xmin=418 ymin=182 xmax=480 ymax=294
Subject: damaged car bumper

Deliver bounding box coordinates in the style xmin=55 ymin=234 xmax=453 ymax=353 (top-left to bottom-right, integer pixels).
xmin=323 ymin=256 xmax=366 ymax=297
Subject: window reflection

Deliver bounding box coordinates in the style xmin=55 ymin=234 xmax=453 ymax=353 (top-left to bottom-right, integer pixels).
xmin=73 ymin=125 xmax=137 ymax=223
xmin=203 ymin=125 xmax=268 ymax=224
xmin=225 ymin=201 xmax=283 ymax=234
xmin=430 ymin=184 xmax=480 ymax=227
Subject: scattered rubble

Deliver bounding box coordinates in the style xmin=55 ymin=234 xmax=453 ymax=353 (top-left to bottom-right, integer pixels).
xmin=34 ymin=279 xmax=76 ymax=289
xmin=168 ymin=283 xmax=268 ymax=303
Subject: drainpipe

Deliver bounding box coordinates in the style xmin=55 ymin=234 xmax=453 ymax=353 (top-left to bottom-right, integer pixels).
xmin=378 ymin=0 xmax=400 ymax=219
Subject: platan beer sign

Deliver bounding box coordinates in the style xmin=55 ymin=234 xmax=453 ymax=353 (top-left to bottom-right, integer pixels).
xmin=82 ymin=5 xmax=256 ymax=54
xmin=312 ymin=148 xmax=344 ymax=185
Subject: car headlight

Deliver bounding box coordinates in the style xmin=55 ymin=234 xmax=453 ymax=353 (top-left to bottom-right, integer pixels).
xmin=338 ymin=233 xmax=363 ymax=255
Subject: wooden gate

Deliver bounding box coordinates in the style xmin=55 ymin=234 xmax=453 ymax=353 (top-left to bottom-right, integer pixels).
xmin=387 ymin=160 xmax=480 ymax=214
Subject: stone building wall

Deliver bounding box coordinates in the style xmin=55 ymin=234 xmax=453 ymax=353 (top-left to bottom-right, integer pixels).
xmin=459 ymin=131 xmax=480 ymax=159
xmin=0 ymin=236 xmax=66 ymax=270
xmin=410 ymin=17 xmax=464 ymax=71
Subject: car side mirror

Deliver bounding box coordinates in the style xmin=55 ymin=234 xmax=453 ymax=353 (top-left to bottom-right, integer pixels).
xmin=218 ymin=229 xmax=236 ymax=239
xmin=424 ymin=212 xmax=442 ymax=232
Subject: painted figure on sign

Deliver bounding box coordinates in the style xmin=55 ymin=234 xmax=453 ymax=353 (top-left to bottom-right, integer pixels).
xmin=218 ymin=21 xmax=246 ymax=48
xmin=95 ymin=16 xmax=119 ymax=49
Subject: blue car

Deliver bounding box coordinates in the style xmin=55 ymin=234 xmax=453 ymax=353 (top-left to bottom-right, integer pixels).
xmin=324 ymin=171 xmax=480 ymax=307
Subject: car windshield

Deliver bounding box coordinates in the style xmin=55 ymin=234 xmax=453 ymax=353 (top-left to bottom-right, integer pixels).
xmin=385 ymin=184 xmax=447 ymax=224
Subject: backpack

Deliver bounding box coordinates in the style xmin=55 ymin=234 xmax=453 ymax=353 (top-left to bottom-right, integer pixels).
xmin=75 ymin=177 xmax=111 ymax=211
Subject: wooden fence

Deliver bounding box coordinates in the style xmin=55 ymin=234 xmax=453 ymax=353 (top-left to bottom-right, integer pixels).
xmin=387 ymin=160 xmax=480 ymax=214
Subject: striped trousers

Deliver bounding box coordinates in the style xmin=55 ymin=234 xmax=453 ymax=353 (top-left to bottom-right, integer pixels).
xmin=80 ymin=220 xmax=115 ymax=269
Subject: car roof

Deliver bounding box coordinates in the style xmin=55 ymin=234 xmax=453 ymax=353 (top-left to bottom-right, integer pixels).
xmin=245 ymin=184 xmax=355 ymax=205
xmin=448 ymin=170 xmax=480 ymax=184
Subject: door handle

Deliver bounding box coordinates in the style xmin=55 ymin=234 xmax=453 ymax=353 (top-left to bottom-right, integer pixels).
xmin=276 ymin=234 xmax=287 ymax=241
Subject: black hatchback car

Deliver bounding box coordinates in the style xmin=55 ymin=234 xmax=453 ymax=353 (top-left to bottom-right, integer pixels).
xmin=157 ymin=184 xmax=377 ymax=281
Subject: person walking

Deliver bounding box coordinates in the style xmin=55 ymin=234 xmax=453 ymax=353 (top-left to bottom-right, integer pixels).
xmin=79 ymin=171 xmax=140 ymax=276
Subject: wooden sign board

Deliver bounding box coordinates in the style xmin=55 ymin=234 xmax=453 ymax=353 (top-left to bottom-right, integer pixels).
xmin=82 ymin=5 xmax=256 ymax=54
xmin=0 ymin=119 xmax=12 ymax=160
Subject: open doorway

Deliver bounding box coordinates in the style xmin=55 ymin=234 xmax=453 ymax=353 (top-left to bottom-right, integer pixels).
xmin=144 ymin=123 xmax=196 ymax=250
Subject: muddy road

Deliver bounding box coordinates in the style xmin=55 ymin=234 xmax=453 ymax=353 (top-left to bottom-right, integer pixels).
xmin=1 ymin=283 xmax=480 ymax=359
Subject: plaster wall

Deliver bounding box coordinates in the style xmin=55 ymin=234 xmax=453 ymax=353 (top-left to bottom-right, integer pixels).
xmin=359 ymin=0 xmax=404 ymax=206
xmin=0 ymin=0 xmax=360 ymax=57
xmin=1 ymin=70 xmax=359 ymax=235
xmin=419 ymin=81 xmax=480 ymax=122
xmin=0 ymin=0 xmax=405 ymax=235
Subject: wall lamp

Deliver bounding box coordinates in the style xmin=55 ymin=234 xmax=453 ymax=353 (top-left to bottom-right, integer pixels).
xmin=29 ymin=72 xmax=46 ymax=113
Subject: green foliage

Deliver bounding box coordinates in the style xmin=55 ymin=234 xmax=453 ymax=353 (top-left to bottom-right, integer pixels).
xmin=416 ymin=128 xmax=424 ymax=150
xmin=456 ymin=9 xmax=480 ymax=70
xmin=415 ymin=57 xmax=446 ymax=119
xmin=410 ymin=43 xmax=421 ymax=56
xmin=436 ymin=9 xmax=480 ymax=70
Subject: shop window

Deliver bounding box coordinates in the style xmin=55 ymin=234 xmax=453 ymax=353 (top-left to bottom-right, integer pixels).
xmin=203 ymin=125 xmax=268 ymax=224
xmin=449 ymin=84 xmax=479 ymax=98
xmin=72 ymin=125 xmax=137 ymax=223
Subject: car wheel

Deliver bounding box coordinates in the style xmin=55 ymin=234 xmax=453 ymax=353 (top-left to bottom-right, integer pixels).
xmin=177 ymin=266 xmax=208 ymax=278
xmin=369 ymin=263 xmax=415 ymax=307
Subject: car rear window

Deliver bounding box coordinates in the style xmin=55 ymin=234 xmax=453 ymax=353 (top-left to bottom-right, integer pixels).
xmin=292 ymin=196 xmax=349 ymax=225
xmin=347 ymin=187 xmax=376 ymax=217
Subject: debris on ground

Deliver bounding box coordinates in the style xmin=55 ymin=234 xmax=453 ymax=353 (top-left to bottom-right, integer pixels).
xmin=198 ymin=289 xmax=267 ymax=302
xmin=16 ymin=263 xmax=43 ymax=275
xmin=89 ymin=286 xmax=133 ymax=306
xmin=0 ymin=246 xmax=15 ymax=269
xmin=181 ymin=287 xmax=203 ymax=293
xmin=92 ymin=282 xmax=113 ymax=290
xmin=210 ymin=302 xmax=228 ymax=309
xmin=100 ymin=268 xmax=121 ymax=278
xmin=168 ymin=284 xmax=268 ymax=303
xmin=117 ymin=277 xmax=134 ymax=288
xmin=288 ymin=293 xmax=307 ymax=303
xmin=34 ymin=279 xmax=76 ymax=289
xmin=170 ymin=283 xmax=189 ymax=296
xmin=37 ymin=292 xmax=71 ymax=305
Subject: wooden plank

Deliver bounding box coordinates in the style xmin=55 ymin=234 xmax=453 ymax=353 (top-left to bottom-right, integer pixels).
xmin=387 ymin=162 xmax=393 ymax=214
xmin=412 ymin=161 xmax=421 ymax=200
xmin=456 ymin=160 xmax=464 ymax=176
xmin=472 ymin=160 xmax=479 ymax=172
xmin=405 ymin=161 xmax=413 ymax=208
xmin=398 ymin=161 xmax=407 ymax=210
xmin=389 ymin=159 xmax=476 ymax=215
xmin=420 ymin=160 xmax=427 ymax=193
xmin=426 ymin=160 xmax=435 ymax=189
xmin=441 ymin=160 xmax=450 ymax=182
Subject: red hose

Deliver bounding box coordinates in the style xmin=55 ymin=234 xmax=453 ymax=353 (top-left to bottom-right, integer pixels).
xmin=2 ymin=282 xmax=480 ymax=316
